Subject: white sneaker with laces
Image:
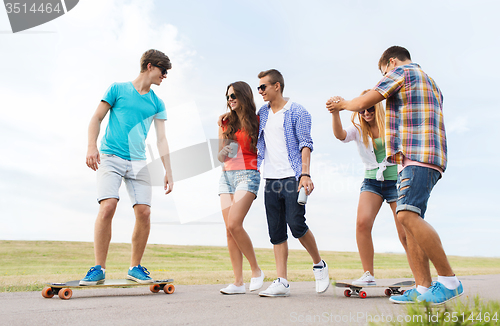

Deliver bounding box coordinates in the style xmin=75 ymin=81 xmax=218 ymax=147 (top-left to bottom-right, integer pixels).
xmin=220 ymin=284 xmax=245 ymax=294
xmin=313 ymin=260 xmax=330 ymax=293
xmin=259 ymin=279 xmax=290 ymax=297
xmin=249 ymin=270 xmax=265 ymax=292
xmin=352 ymin=271 xmax=377 ymax=286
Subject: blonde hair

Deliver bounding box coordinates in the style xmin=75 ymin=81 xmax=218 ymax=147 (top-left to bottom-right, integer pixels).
xmin=350 ymin=90 xmax=385 ymax=149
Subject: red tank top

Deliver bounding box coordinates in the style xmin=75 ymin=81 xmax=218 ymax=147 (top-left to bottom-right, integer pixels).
xmin=222 ymin=119 xmax=258 ymax=171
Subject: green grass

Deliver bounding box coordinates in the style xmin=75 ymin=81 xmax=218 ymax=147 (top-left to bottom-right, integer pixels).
xmin=369 ymin=296 xmax=500 ymax=326
xmin=1 ymin=240 xmax=500 ymax=292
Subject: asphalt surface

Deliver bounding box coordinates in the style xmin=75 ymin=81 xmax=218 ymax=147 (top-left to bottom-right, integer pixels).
xmin=1 ymin=275 xmax=499 ymax=325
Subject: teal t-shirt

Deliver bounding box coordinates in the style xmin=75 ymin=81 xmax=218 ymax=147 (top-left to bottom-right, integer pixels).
xmin=364 ymin=138 xmax=397 ymax=180
xmin=100 ymin=82 xmax=167 ymax=160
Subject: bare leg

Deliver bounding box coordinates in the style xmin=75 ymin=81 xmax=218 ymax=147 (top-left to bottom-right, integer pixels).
xmin=226 ymin=191 xmax=261 ymax=278
xmin=221 ymin=194 xmax=244 ymax=286
xmin=274 ymin=241 xmax=288 ymax=279
xmin=356 ymin=192 xmax=383 ymax=275
xmin=130 ymin=204 xmax=151 ymax=267
xmin=389 ymin=201 xmax=416 ymax=278
xmin=298 ymin=229 xmax=322 ymax=264
xmin=94 ymin=198 xmax=118 ymax=269
xmin=397 ymin=210 xmax=454 ymax=287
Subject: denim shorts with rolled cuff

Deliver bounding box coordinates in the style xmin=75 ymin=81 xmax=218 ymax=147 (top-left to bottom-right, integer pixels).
xmin=264 ymin=177 xmax=309 ymax=245
xmin=396 ymin=165 xmax=441 ymax=219
xmin=97 ymin=154 xmax=152 ymax=207
xmin=218 ymin=169 xmax=260 ymax=198
xmin=360 ymin=178 xmax=398 ymax=203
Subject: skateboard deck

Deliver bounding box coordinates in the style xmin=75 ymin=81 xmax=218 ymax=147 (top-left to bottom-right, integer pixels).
xmin=334 ymin=280 xmax=415 ymax=298
xmin=42 ymin=278 xmax=175 ymax=300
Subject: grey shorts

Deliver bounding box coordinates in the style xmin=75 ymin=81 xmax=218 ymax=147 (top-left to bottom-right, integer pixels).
xmin=97 ymin=154 xmax=152 ymax=206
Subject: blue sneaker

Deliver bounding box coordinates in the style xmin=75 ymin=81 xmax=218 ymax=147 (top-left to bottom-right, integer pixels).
xmin=127 ymin=265 xmax=153 ymax=283
xmin=417 ymin=281 xmax=463 ymax=305
xmin=389 ymin=288 xmax=419 ymax=304
xmin=80 ymin=265 xmax=105 ymax=285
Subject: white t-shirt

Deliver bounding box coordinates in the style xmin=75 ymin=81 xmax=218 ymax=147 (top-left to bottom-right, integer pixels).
xmin=262 ymin=99 xmax=295 ymax=179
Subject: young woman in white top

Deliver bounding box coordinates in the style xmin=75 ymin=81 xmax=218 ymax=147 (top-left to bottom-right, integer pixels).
xmin=329 ymin=90 xmax=412 ymax=286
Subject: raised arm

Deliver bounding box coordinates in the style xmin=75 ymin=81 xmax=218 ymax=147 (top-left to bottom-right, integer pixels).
xmin=154 ymin=119 xmax=173 ymax=194
xmin=331 ymin=110 xmax=347 ymax=141
xmin=86 ymin=101 xmax=111 ymax=171
xmin=327 ymin=90 xmax=384 ymax=113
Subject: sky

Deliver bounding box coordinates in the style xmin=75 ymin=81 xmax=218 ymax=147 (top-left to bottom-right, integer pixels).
xmin=1 ymin=0 xmax=499 ymax=258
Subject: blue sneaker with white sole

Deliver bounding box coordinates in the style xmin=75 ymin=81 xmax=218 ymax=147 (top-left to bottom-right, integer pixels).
xmin=127 ymin=265 xmax=153 ymax=283
xmin=80 ymin=265 xmax=105 ymax=285
xmin=389 ymin=288 xmax=419 ymax=304
xmin=417 ymin=281 xmax=463 ymax=305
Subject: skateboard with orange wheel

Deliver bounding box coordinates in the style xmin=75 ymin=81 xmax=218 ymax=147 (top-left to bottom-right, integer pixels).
xmin=334 ymin=280 xmax=415 ymax=299
xmin=42 ymin=279 xmax=175 ymax=300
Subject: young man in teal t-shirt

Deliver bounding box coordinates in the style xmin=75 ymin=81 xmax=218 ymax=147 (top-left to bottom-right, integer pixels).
xmin=80 ymin=49 xmax=174 ymax=285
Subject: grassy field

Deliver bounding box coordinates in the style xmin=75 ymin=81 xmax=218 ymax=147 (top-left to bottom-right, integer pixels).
xmin=1 ymin=240 xmax=500 ymax=292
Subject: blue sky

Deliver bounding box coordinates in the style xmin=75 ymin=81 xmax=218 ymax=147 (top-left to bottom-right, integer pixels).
xmin=0 ymin=0 xmax=499 ymax=258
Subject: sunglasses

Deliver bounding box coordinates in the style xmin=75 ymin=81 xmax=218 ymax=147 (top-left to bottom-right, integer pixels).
xmin=360 ymin=107 xmax=375 ymax=115
xmin=226 ymin=93 xmax=236 ymax=101
xmin=257 ymin=83 xmax=273 ymax=92
xmin=152 ymin=64 xmax=168 ymax=76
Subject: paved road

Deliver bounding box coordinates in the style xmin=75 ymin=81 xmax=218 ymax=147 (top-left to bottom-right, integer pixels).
xmin=1 ymin=275 xmax=498 ymax=325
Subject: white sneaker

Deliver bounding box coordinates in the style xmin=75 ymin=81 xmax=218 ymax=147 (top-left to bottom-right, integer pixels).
xmin=249 ymin=270 xmax=265 ymax=292
xmin=259 ymin=279 xmax=290 ymax=297
xmin=220 ymin=284 xmax=245 ymax=294
xmin=313 ymin=260 xmax=330 ymax=293
xmin=352 ymin=271 xmax=377 ymax=286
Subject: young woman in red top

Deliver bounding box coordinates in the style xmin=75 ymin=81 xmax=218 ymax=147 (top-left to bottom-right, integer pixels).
xmin=218 ymin=81 xmax=265 ymax=294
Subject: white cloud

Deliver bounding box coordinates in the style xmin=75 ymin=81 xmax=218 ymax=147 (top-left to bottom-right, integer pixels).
xmin=0 ymin=0 xmax=199 ymax=241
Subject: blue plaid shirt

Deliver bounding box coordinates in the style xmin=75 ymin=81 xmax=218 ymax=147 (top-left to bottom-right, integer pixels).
xmin=256 ymin=99 xmax=314 ymax=180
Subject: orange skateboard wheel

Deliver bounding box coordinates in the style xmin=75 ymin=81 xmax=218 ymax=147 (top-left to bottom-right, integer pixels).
xmin=42 ymin=287 xmax=54 ymax=298
xmin=164 ymin=284 xmax=175 ymax=294
xmin=150 ymin=284 xmax=160 ymax=293
xmin=58 ymin=288 xmax=73 ymax=300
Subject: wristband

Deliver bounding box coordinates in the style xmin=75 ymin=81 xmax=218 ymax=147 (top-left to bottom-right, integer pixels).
xmin=300 ymin=173 xmax=311 ymax=179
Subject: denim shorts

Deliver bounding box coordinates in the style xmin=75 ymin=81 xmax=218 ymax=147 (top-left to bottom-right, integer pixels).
xmin=264 ymin=177 xmax=309 ymax=245
xmin=218 ymin=169 xmax=260 ymax=197
xmin=97 ymin=154 xmax=152 ymax=206
xmin=396 ymin=165 xmax=441 ymax=219
xmin=360 ymin=178 xmax=398 ymax=203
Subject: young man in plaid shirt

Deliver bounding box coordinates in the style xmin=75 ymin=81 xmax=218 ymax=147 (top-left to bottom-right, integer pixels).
xmin=326 ymin=46 xmax=463 ymax=305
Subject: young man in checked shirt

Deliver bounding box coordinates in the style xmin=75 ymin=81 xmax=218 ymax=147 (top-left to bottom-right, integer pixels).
xmin=256 ymin=69 xmax=330 ymax=297
xmin=326 ymin=46 xmax=463 ymax=305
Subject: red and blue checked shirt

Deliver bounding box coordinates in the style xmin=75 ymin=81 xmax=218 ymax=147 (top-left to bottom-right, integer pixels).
xmin=374 ymin=63 xmax=448 ymax=171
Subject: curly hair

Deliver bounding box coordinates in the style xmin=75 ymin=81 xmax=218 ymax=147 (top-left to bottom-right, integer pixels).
xmin=223 ymin=81 xmax=259 ymax=152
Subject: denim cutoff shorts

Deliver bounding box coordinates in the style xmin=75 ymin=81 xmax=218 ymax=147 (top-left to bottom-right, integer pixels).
xmin=360 ymin=178 xmax=398 ymax=203
xmin=396 ymin=165 xmax=441 ymax=219
xmin=264 ymin=177 xmax=309 ymax=245
xmin=218 ymin=169 xmax=260 ymax=197
xmin=97 ymin=154 xmax=152 ymax=207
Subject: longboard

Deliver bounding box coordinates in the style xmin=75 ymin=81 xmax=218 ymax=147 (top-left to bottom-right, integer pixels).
xmin=334 ymin=280 xmax=415 ymax=298
xmin=42 ymin=278 xmax=175 ymax=300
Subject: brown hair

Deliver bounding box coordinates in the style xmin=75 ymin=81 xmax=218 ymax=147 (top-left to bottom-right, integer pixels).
xmin=257 ymin=69 xmax=285 ymax=94
xmin=378 ymin=46 xmax=411 ymax=70
xmin=140 ymin=49 xmax=172 ymax=73
xmin=350 ymin=90 xmax=386 ymax=149
xmin=223 ymin=81 xmax=259 ymax=152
